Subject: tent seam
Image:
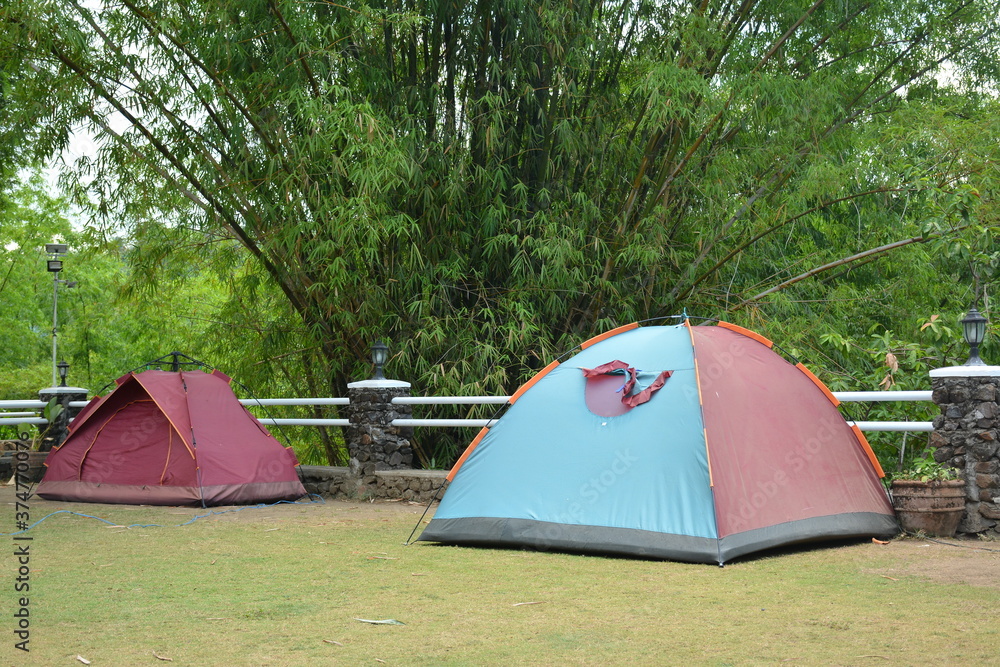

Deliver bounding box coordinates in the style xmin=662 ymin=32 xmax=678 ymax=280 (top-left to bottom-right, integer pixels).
xmin=685 ymin=319 xmax=724 ymax=564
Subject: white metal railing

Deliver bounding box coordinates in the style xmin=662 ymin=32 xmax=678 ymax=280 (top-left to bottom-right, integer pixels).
xmin=0 ymin=401 xmax=51 ymax=410
xmin=832 ymin=391 xmax=932 ymax=402
xmin=264 ymin=418 xmax=350 ymax=426
xmin=239 ymin=398 xmax=349 ymax=406
xmin=833 ymin=391 xmax=934 ymax=432
xmin=0 ymin=391 xmax=935 ymax=430
xmin=392 ymin=396 xmax=510 ymax=405
xmin=239 ymin=398 xmax=350 ymax=426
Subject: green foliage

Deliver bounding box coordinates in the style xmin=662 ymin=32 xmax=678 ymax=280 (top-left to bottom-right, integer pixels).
xmin=810 ymin=310 xmax=971 ymax=473
xmin=2 ymin=1 xmax=1000 ymax=465
xmin=888 ymin=450 xmax=959 ymax=483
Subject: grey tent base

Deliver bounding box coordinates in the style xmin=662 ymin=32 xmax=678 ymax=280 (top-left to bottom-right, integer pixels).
xmin=418 ymin=512 xmax=900 ymax=564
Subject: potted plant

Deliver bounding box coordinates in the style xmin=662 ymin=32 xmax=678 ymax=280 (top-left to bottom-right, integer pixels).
xmin=888 ymin=452 xmax=966 ymax=537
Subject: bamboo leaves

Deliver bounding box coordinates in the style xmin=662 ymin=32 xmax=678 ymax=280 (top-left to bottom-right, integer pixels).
xmin=2 ymin=0 xmax=998 ymax=466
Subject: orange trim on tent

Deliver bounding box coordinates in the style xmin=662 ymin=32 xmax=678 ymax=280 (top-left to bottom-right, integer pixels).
xmin=133 ymin=372 xmax=196 ymax=455
xmin=717 ymin=320 xmax=774 ymax=348
xmin=851 ymin=425 xmax=885 ymax=478
xmin=509 ymin=359 xmax=560 ymax=405
xmin=447 ymin=427 xmax=490 ymax=482
xmin=76 ymin=400 xmax=196 ymax=481
xmin=211 ymin=369 xmax=232 ymax=384
xmin=579 ymin=322 xmax=639 ymax=349
xmin=76 ymin=401 xmax=145 ymax=479
xmin=160 ymin=428 xmax=174 ymax=485
xmin=794 ymin=363 xmax=841 ymax=407
xmin=449 ymin=322 xmax=640 ymax=484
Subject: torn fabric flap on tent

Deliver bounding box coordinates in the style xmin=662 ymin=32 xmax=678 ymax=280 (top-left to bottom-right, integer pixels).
xmin=581 ymin=360 xmax=673 ymax=408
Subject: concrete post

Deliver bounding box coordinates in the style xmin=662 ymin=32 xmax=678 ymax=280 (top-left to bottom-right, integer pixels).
xmin=929 ymin=366 xmax=1000 ymax=537
xmin=345 ymin=379 xmax=414 ymax=490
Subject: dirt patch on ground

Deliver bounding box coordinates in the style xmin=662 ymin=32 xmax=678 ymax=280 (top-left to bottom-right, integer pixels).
xmin=868 ymin=537 xmax=1000 ymax=590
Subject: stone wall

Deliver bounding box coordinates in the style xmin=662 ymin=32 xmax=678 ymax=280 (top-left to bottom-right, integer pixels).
xmin=929 ymin=372 xmax=1000 ymax=537
xmin=297 ymin=465 xmax=447 ymax=505
xmin=345 ymin=380 xmax=414 ymax=484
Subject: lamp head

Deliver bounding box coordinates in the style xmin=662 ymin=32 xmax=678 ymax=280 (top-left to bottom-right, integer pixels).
xmin=960 ymin=305 xmax=988 ymax=366
xmin=57 ymin=360 xmax=69 ymax=386
xmin=371 ymin=341 xmax=389 ymax=380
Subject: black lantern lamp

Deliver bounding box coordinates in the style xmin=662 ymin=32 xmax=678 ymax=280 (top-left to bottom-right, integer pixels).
xmin=57 ymin=360 xmax=69 ymax=386
xmin=371 ymin=341 xmax=389 ymax=380
xmin=961 ymin=305 xmax=988 ymax=366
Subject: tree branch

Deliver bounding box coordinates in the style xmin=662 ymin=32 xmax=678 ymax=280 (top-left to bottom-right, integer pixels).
xmin=733 ymin=233 xmax=947 ymax=309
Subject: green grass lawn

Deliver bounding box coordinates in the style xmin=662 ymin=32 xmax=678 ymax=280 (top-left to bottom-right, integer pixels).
xmin=3 ymin=491 xmax=1000 ymax=665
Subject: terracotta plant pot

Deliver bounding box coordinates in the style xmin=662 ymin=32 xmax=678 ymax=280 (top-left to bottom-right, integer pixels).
xmin=890 ymin=479 xmax=966 ymax=537
xmin=4 ymin=450 xmax=49 ymax=483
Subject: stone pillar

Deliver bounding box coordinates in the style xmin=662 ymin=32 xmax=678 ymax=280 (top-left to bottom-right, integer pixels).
xmin=37 ymin=385 xmax=89 ymax=450
xmin=345 ymin=379 xmax=414 ymax=489
xmin=929 ymin=366 xmax=1000 ymax=537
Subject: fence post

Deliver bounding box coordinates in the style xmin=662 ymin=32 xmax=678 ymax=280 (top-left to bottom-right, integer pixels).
xmin=345 ymin=379 xmax=414 ymax=492
xmin=929 ymin=366 xmax=1000 ymax=537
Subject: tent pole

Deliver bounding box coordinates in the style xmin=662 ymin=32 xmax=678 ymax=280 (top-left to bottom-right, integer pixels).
xmin=405 ymin=483 xmax=446 ymax=545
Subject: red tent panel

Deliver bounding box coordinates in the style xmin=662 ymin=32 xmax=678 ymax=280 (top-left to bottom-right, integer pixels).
xmin=692 ymin=326 xmax=893 ymax=538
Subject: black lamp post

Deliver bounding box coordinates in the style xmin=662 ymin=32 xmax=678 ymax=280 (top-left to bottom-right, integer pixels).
xmin=45 ymin=242 xmax=74 ymax=386
xmin=960 ymin=305 xmax=988 ymax=366
xmin=57 ymin=360 xmax=69 ymax=387
xmin=371 ymin=341 xmax=389 ymax=380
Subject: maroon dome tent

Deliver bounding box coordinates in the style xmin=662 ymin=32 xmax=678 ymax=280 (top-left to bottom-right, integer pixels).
xmin=38 ymin=369 xmax=306 ymax=506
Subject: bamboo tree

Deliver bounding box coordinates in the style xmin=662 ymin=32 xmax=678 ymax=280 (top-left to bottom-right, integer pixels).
xmin=2 ymin=0 xmax=999 ymax=469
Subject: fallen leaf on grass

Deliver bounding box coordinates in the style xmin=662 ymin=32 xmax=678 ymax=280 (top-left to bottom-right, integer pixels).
xmin=354 ymin=618 xmax=406 ymax=625
xmin=512 ymin=601 xmax=545 ymax=607
xmin=153 ymin=651 xmax=173 ymax=661
xmin=263 ymin=528 xmax=280 ymax=532
xmin=206 ymin=617 xmax=231 ymax=620
xmin=323 ymin=639 xmax=344 ymax=646
xmin=368 ymin=556 xmax=397 ymax=560
xmin=376 ymin=659 xmax=386 ymax=664
xmin=76 ymin=656 xmax=91 ymax=665
xmin=410 ymin=573 xmax=426 ymax=577
xmin=872 ymin=538 xmax=890 ymax=545
xmin=879 ymin=575 xmax=899 ymax=581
